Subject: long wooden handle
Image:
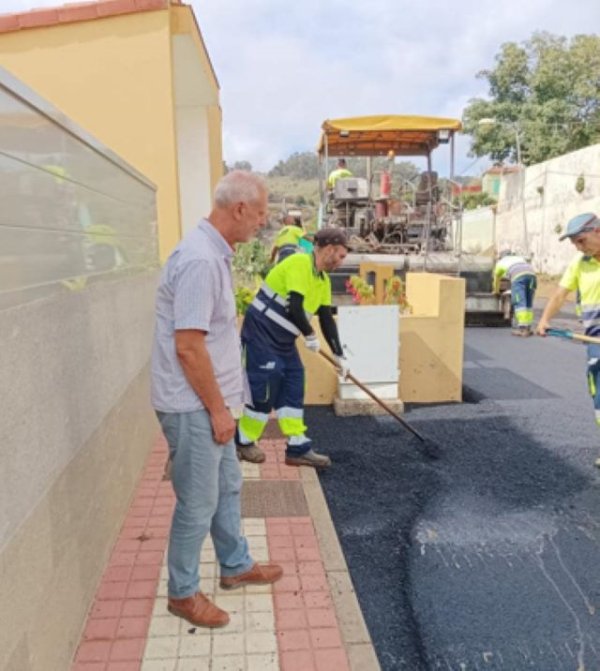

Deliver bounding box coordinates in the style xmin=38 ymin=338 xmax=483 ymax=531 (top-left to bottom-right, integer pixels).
xmin=318 ymin=350 xmax=425 ymax=442
xmin=546 ymin=328 xmax=600 ymax=345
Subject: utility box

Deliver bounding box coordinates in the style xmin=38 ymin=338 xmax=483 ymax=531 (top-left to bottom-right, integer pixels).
xmin=334 ymin=177 xmax=369 ymax=200
xmin=337 ymin=304 xmax=400 ymax=400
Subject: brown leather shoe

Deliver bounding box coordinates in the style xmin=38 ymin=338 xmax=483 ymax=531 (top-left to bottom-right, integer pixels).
xmin=167 ymin=592 xmax=229 ymax=628
xmin=220 ymin=562 xmax=283 ymax=590
xmin=236 ymin=444 xmax=266 ymax=464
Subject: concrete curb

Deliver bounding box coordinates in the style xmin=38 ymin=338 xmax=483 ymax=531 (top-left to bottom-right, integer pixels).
xmin=300 ymin=467 xmax=381 ymax=671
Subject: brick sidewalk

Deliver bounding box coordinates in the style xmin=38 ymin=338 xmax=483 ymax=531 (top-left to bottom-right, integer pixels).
xmin=71 ymin=433 xmax=374 ymax=671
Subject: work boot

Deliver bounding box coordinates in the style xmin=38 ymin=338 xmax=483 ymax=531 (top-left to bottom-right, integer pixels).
xmin=167 ymin=592 xmax=229 ymax=628
xmin=285 ymin=449 xmax=332 ymax=468
xmin=220 ymin=562 xmax=283 ymax=590
xmin=236 ymin=443 xmax=266 ymax=463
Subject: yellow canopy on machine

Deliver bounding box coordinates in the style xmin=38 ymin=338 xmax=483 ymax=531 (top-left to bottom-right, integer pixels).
xmin=318 ymin=115 xmax=462 ymax=157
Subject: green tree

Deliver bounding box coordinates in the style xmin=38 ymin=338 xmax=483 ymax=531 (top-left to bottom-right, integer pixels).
xmin=232 ymin=160 xmax=253 ymax=172
xmin=463 ymin=32 xmax=600 ymax=166
xmin=268 ymin=152 xmax=319 ymax=179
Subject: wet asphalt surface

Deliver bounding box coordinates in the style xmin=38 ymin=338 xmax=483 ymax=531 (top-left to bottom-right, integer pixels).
xmin=309 ymin=304 xmax=600 ymax=671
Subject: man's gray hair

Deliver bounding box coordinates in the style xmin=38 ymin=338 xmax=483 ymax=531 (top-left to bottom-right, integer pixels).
xmin=214 ymin=170 xmax=267 ymax=206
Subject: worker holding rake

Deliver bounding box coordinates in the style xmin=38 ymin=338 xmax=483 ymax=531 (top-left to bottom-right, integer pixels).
xmin=537 ymin=212 xmax=600 ymax=467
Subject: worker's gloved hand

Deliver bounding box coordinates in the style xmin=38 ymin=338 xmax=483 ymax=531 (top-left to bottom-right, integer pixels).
xmin=304 ymin=334 xmax=320 ymax=353
xmin=335 ymin=355 xmax=350 ymax=379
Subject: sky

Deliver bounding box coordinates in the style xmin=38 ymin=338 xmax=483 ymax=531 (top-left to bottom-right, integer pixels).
xmin=4 ymin=0 xmax=600 ymax=177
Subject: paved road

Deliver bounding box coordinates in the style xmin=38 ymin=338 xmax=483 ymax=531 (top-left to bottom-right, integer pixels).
xmin=309 ymin=306 xmax=600 ymax=671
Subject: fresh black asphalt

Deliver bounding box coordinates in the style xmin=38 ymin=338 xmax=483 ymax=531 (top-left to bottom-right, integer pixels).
xmin=309 ymin=307 xmax=600 ymax=670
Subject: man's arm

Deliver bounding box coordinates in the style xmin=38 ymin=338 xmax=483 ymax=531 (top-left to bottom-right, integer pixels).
xmin=175 ymin=329 xmax=235 ymax=444
xmin=536 ymin=286 xmax=570 ymax=335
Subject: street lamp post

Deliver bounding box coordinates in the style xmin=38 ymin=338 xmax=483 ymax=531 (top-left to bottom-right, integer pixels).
xmin=478 ymin=118 xmax=528 ymax=255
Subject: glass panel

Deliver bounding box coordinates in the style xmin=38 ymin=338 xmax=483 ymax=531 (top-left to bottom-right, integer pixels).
xmin=0 ymin=82 xmax=158 ymax=310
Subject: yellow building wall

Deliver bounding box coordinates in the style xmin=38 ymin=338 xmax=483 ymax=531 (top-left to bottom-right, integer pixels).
xmin=0 ymin=7 xmax=222 ymax=260
xmin=399 ymin=273 xmax=465 ymax=403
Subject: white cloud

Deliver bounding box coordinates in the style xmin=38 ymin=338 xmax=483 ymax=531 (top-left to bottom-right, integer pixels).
xmin=2 ymin=0 xmax=600 ymax=174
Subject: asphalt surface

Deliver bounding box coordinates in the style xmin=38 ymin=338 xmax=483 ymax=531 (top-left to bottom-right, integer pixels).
xmin=310 ymin=305 xmax=600 ymax=671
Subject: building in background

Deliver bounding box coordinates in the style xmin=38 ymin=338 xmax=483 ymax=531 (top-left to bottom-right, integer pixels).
xmin=0 ymin=0 xmax=222 ymax=260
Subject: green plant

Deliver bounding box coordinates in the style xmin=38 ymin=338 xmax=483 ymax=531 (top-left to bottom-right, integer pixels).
xmin=345 ymin=276 xmax=376 ymax=305
xmin=233 ymin=239 xmax=271 ymax=284
xmin=575 ymin=174 xmax=585 ymax=194
xmin=235 ymin=285 xmax=256 ymax=316
xmin=383 ymin=276 xmax=411 ymax=312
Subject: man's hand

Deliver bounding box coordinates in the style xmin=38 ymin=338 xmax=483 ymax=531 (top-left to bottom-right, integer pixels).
xmin=210 ymin=407 xmax=236 ymax=445
xmin=304 ymin=334 xmax=320 ymax=353
xmin=335 ymin=355 xmax=350 ymax=379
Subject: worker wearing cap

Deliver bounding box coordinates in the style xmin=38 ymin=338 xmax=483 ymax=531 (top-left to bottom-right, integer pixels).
xmin=327 ymin=158 xmax=353 ymax=190
xmin=537 ymin=212 xmax=600 ymax=467
xmin=493 ymin=250 xmax=537 ymax=336
xmin=236 ymin=228 xmax=350 ymax=468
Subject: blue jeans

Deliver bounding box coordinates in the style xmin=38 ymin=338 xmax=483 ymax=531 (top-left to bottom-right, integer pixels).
xmin=156 ymin=410 xmax=254 ymax=598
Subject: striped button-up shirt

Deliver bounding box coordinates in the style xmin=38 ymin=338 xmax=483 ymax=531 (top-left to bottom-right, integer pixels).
xmin=151 ymin=220 xmax=247 ymax=413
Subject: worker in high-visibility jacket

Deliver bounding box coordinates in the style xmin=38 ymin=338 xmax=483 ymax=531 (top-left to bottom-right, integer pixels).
xmin=270 ymin=213 xmax=308 ymax=264
xmin=537 ymin=212 xmax=600 ymax=467
xmin=236 ymin=227 xmax=349 ymax=468
xmin=327 ymin=158 xmax=353 ymax=190
xmin=493 ymin=250 xmax=537 ymax=336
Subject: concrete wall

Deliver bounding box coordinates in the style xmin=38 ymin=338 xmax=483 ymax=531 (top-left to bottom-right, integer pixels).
xmin=0 ymin=4 xmax=222 ymax=261
xmin=494 ymin=143 xmax=600 ymax=275
xmin=0 ymin=70 xmax=160 ymax=671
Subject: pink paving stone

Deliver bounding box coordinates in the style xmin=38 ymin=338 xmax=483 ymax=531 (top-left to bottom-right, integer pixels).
xmin=136 ymin=551 xmax=164 ymax=565
xmin=314 ymin=647 xmax=350 ymax=671
xmin=114 ymin=540 xmax=142 ymax=553
xmin=276 ymin=608 xmax=308 ymax=630
xmin=75 ymin=640 xmax=111 ymax=663
xmin=296 ymin=547 xmax=321 ymax=561
xmin=146 ymin=515 xmax=171 ymax=527
xmin=273 ymin=575 xmax=301 ymax=593
xmin=270 ymin=546 xmax=296 ymax=561
xmin=120 ymin=599 xmax=154 ymax=617
xmin=290 ymin=524 xmax=314 ymax=537
xmin=137 ymin=538 xmax=167 ymax=552
xmin=130 ymin=564 xmax=161 ymax=581
xmin=300 ymin=574 xmax=329 ymax=593
xmin=83 ymin=618 xmax=119 ymax=640
xmin=126 ymin=580 xmax=158 ymax=599
xmin=310 ymin=627 xmax=343 ymax=649
xmin=280 ymin=649 xmax=316 ymax=671
xmin=265 ymin=519 xmax=292 ymax=534
xmin=109 ymin=552 xmax=137 ymax=567
xmin=277 ymin=561 xmax=298 ymax=576
xmin=128 ymin=506 xmax=152 ymax=518
xmin=303 ymin=592 xmax=333 ymax=609
xmin=297 ymin=561 xmax=325 ymax=575
xmin=116 ymin=617 xmax=150 ymax=639
xmin=274 ymin=592 xmax=304 ymax=610
xmin=103 ymin=566 xmax=133 ymax=583
xmin=109 ymin=637 xmax=145 ymax=661
xmin=279 ymin=469 xmax=301 ymax=480
xmin=91 ymin=600 xmax=123 ymax=619
xmin=306 ymin=608 xmax=339 ymax=629
xmin=276 ymin=629 xmax=311 ymax=652
xmin=293 ymin=536 xmax=318 ymax=550
xmin=269 ymin=535 xmax=294 ymax=548
xmin=97 ymin=582 xmax=128 ymax=601
xmin=119 ymin=526 xmax=149 ymax=541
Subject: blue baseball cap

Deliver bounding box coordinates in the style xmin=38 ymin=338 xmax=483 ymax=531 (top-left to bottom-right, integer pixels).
xmin=560 ymin=212 xmax=600 ymax=240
